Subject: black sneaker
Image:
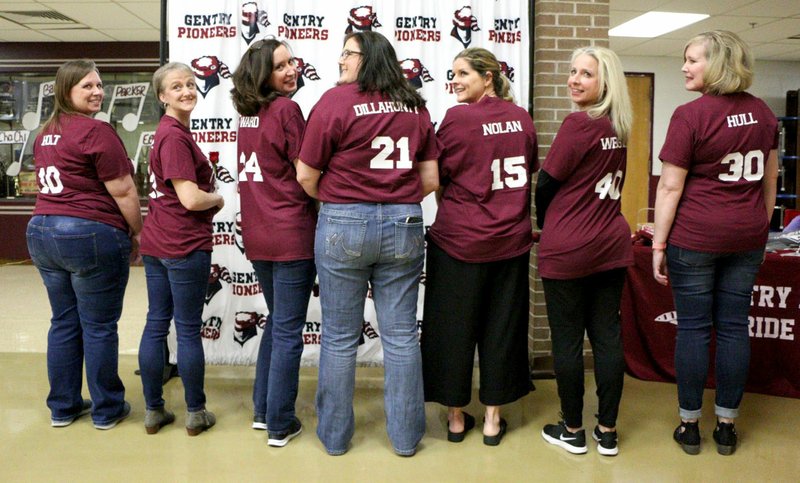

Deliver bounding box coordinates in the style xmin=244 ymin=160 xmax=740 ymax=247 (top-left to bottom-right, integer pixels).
xmin=268 ymin=417 xmax=302 ymax=447
xmin=592 ymin=426 xmax=619 ymax=456
xmin=674 ymin=421 xmax=700 ymax=455
xmin=252 ymin=415 xmax=267 ymax=431
xmin=541 ymin=421 xmax=587 ymax=454
xmin=713 ymin=421 xmax=737 ymax=455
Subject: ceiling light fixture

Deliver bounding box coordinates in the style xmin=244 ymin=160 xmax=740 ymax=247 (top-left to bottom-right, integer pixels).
xmin=609 ymin=12 xmax=709 ymax=38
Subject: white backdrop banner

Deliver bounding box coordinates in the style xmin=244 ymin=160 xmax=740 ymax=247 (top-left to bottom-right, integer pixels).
xmin=168 ymin=0 xmax=530 ymax=365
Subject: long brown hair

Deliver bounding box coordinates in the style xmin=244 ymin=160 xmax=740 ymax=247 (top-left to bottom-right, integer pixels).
xmin=43 ymin=60 xmax=99 ymax=133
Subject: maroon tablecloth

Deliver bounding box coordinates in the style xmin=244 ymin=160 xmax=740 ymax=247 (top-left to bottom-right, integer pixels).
xmin=621 ymin=245 xmax=800 ymax=399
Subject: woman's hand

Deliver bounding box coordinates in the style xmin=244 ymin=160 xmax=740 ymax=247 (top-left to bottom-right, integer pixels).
xmin=652 ymin=248 xmax=668 ymax=286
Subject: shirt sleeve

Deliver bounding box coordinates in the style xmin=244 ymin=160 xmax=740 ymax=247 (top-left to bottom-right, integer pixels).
xmin=298 ymin=93 xmax=340 ymax=171
xmin=542 ymin=114 xmax=583 ymax=182
xmin=658 ymin=107 xmax=695 ymax=169
xmin=283 ymin=101 xmax=306 ymax=162
xmin=160 ymin=130 xmax=199 ymax=184
xmin=85 ymin=123 xmax=134 ymax=181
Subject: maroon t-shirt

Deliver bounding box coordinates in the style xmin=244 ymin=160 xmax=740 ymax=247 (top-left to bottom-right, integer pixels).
xmin=659 ymin=92 xmax=778 ymax=252
xmin=298 ymin=83 xmax=440 ymax=203
xmin=140 ymin=115 xmax=215 ymax=258
xmin=538 ymin=111 xmax=633 ymax=279
xmin=32 ymin=115 xmax=134 ymax=232
xmin=237 ymin=96 xmax=316 ymax=261
xmin=428 ymin=96 xmax=538 ymax=262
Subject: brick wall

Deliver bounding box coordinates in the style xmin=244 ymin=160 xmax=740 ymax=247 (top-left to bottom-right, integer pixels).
xmin=529 ymin=0 xmax=610 ymax=374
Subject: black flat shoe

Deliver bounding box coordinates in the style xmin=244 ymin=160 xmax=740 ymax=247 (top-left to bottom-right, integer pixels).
xmin=483 ymin=418 xmax=508 ymax=446
xmin=447 ymin=412 xmax=475 ymax=442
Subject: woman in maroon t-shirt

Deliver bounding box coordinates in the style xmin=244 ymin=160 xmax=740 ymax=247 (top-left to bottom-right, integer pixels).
xmin=230 ymin=38 xmax=316 ymax=447
xmin=420 ymin=47 xmax=537 ymax=447
xmin=536 ymin=47 xmax=633 ymax=456
xmin=26 ymin=59 xmax=143 ymax=430
xmin=652 ymin=30 xmax=778 ymax=456
xmin=138 ymin=62 xmax=224 ymax=436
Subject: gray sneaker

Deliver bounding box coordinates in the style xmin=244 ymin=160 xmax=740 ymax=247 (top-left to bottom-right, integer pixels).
xmin=51 ymin=399 xmax=92 ymax=427
xmin=93 ymin=401 xmax=131 ymax=430
xmin=186 ymin=409 xmax=216 ymax=436
xmin=144 ymin=407 xmax=175 ymax=434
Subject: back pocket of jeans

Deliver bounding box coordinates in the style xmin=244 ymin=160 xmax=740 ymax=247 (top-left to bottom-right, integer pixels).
xmin=53 ymin=234 xmax=98 ymax=273
xmin=324 ymin=217 xmax=367 ymax=262
xmin=394 ymin=220 xmax=424 ymax=259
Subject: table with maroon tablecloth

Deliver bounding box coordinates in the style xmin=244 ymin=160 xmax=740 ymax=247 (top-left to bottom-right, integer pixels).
xmin=621 ymin=244 xmax=800 ymax=399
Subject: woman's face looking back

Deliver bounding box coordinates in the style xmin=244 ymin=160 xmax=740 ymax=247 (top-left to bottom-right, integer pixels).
xmin=69 ymin=71 xmax=104 ymax=116
xmin=338 ymin=37 xmax=363 ymax=85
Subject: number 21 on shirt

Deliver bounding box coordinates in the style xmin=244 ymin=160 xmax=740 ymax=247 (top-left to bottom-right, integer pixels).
xmin=370 ymin=136 xmax=412 ymax=169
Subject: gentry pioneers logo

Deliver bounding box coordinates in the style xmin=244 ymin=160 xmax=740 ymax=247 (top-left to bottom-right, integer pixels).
xmin=345 ymin=6 xmax=382 ymax=33
xmin=234 ymin=311 xmax=267 ymax=346
xmin=279 ymin=12 xmax=328 ymax=40
xmin=190 ymin=56 xmax=232 ymax=98
xmin=490 ymin=17 xmax=523 ymax=44
xmin=241 ymin=2 xmax=270 ymax=45
xmin=394 ymin=14 xmax=440 ymax=42
xmin=201 ymin=316 xmax=222 ymax=340
xmin=400 ymin=58 xmax=434 ymax=89
xmin=294 ymin=57 xmax=321 ymax=91
xmin=206 ymin=263 xmax=232 ymax=304
xmin=499 ymin=61 xmax=515 ymax=82
xmin=451 ymin=6 xmax=480 ymax=48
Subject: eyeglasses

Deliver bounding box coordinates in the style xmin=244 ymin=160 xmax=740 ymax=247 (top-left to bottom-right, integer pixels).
xmin=339 ymin=49 xmax=363 ymax=60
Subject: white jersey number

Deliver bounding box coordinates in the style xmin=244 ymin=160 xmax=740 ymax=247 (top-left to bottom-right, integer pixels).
xmin=238 ymin=152 xmax=264 ymax=182
xmin=38 ymin=166 xmax=64 ymax=194
xmin=595 ymin=170 xmax=623 ymax=200
xmin=148 ymin=168 xmax=164 ymax=199
xmin=370 ymin=136 xmax=412 ymax=170
xmin=718 ymin=150 xmax=764 ymax=182
xmin=490 ymin=156 xmax=527 ymax=190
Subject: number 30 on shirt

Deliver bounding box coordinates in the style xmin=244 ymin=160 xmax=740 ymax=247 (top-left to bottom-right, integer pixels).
xmin=718 ymin=150 xmax=764 ymax=182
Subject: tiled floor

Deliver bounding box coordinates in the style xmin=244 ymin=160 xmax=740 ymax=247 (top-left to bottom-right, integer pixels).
xmin=2 ymin=264 xmax=799 ymax=482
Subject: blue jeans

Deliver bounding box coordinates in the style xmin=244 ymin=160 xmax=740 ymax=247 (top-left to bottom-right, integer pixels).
xmin=251 ymin=259 xmax=316 ymax=432
xmin=139 ymin=251 xmax=210 ymax=412
xmin=666 ymin=245 xmax=764 ymax=420
xmin=315 ymin=203 xmax=426 ymax=456
xmin=26 ymin=215 xmax=131 ymax=425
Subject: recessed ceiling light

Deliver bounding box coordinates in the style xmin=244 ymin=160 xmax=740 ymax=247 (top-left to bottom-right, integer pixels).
xmin=609 ymin=12 xmax=709 ymax=38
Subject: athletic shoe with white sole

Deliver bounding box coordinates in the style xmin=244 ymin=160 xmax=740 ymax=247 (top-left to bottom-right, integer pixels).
xmin=252 ymin=415 xmax=267 ymax=431
xmin=541 ymin=420 xmax=588 ymax=454
xmin=592 ymin=425 xmax=619 ymax=456
xmin=267 ymin=417 xmax=302 ymax=447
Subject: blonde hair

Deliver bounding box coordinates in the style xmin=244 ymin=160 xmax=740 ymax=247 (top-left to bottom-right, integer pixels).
xmin=152 ymin=62 xmax=194 ymax=98
xmin=455 ymin=47 xmax=514 ymax=102
xmin=685 ymin=30 xmax=753 ymax=95
xmin=570 ymin=46 xmax=632 ymax=145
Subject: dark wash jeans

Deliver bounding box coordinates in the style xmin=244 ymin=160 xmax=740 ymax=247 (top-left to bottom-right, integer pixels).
xmin=251 ymin=259 xmax=316 ymax=433
xmin=666 ymin=244 xmax=764 ymax=420
xmin=139 ymin=251 xmax=211 ymax=412
xmin=26 ymin=215 xmax=131 ymax=425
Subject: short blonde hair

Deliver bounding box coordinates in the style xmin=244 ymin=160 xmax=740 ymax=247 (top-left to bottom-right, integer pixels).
xmin=152 ymin=62 xmax=194 ymax=97
xmin=570 ymin=46 xmax=632 ymax=144
xmin=685 ymin=30 xmax=753 ymax=95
